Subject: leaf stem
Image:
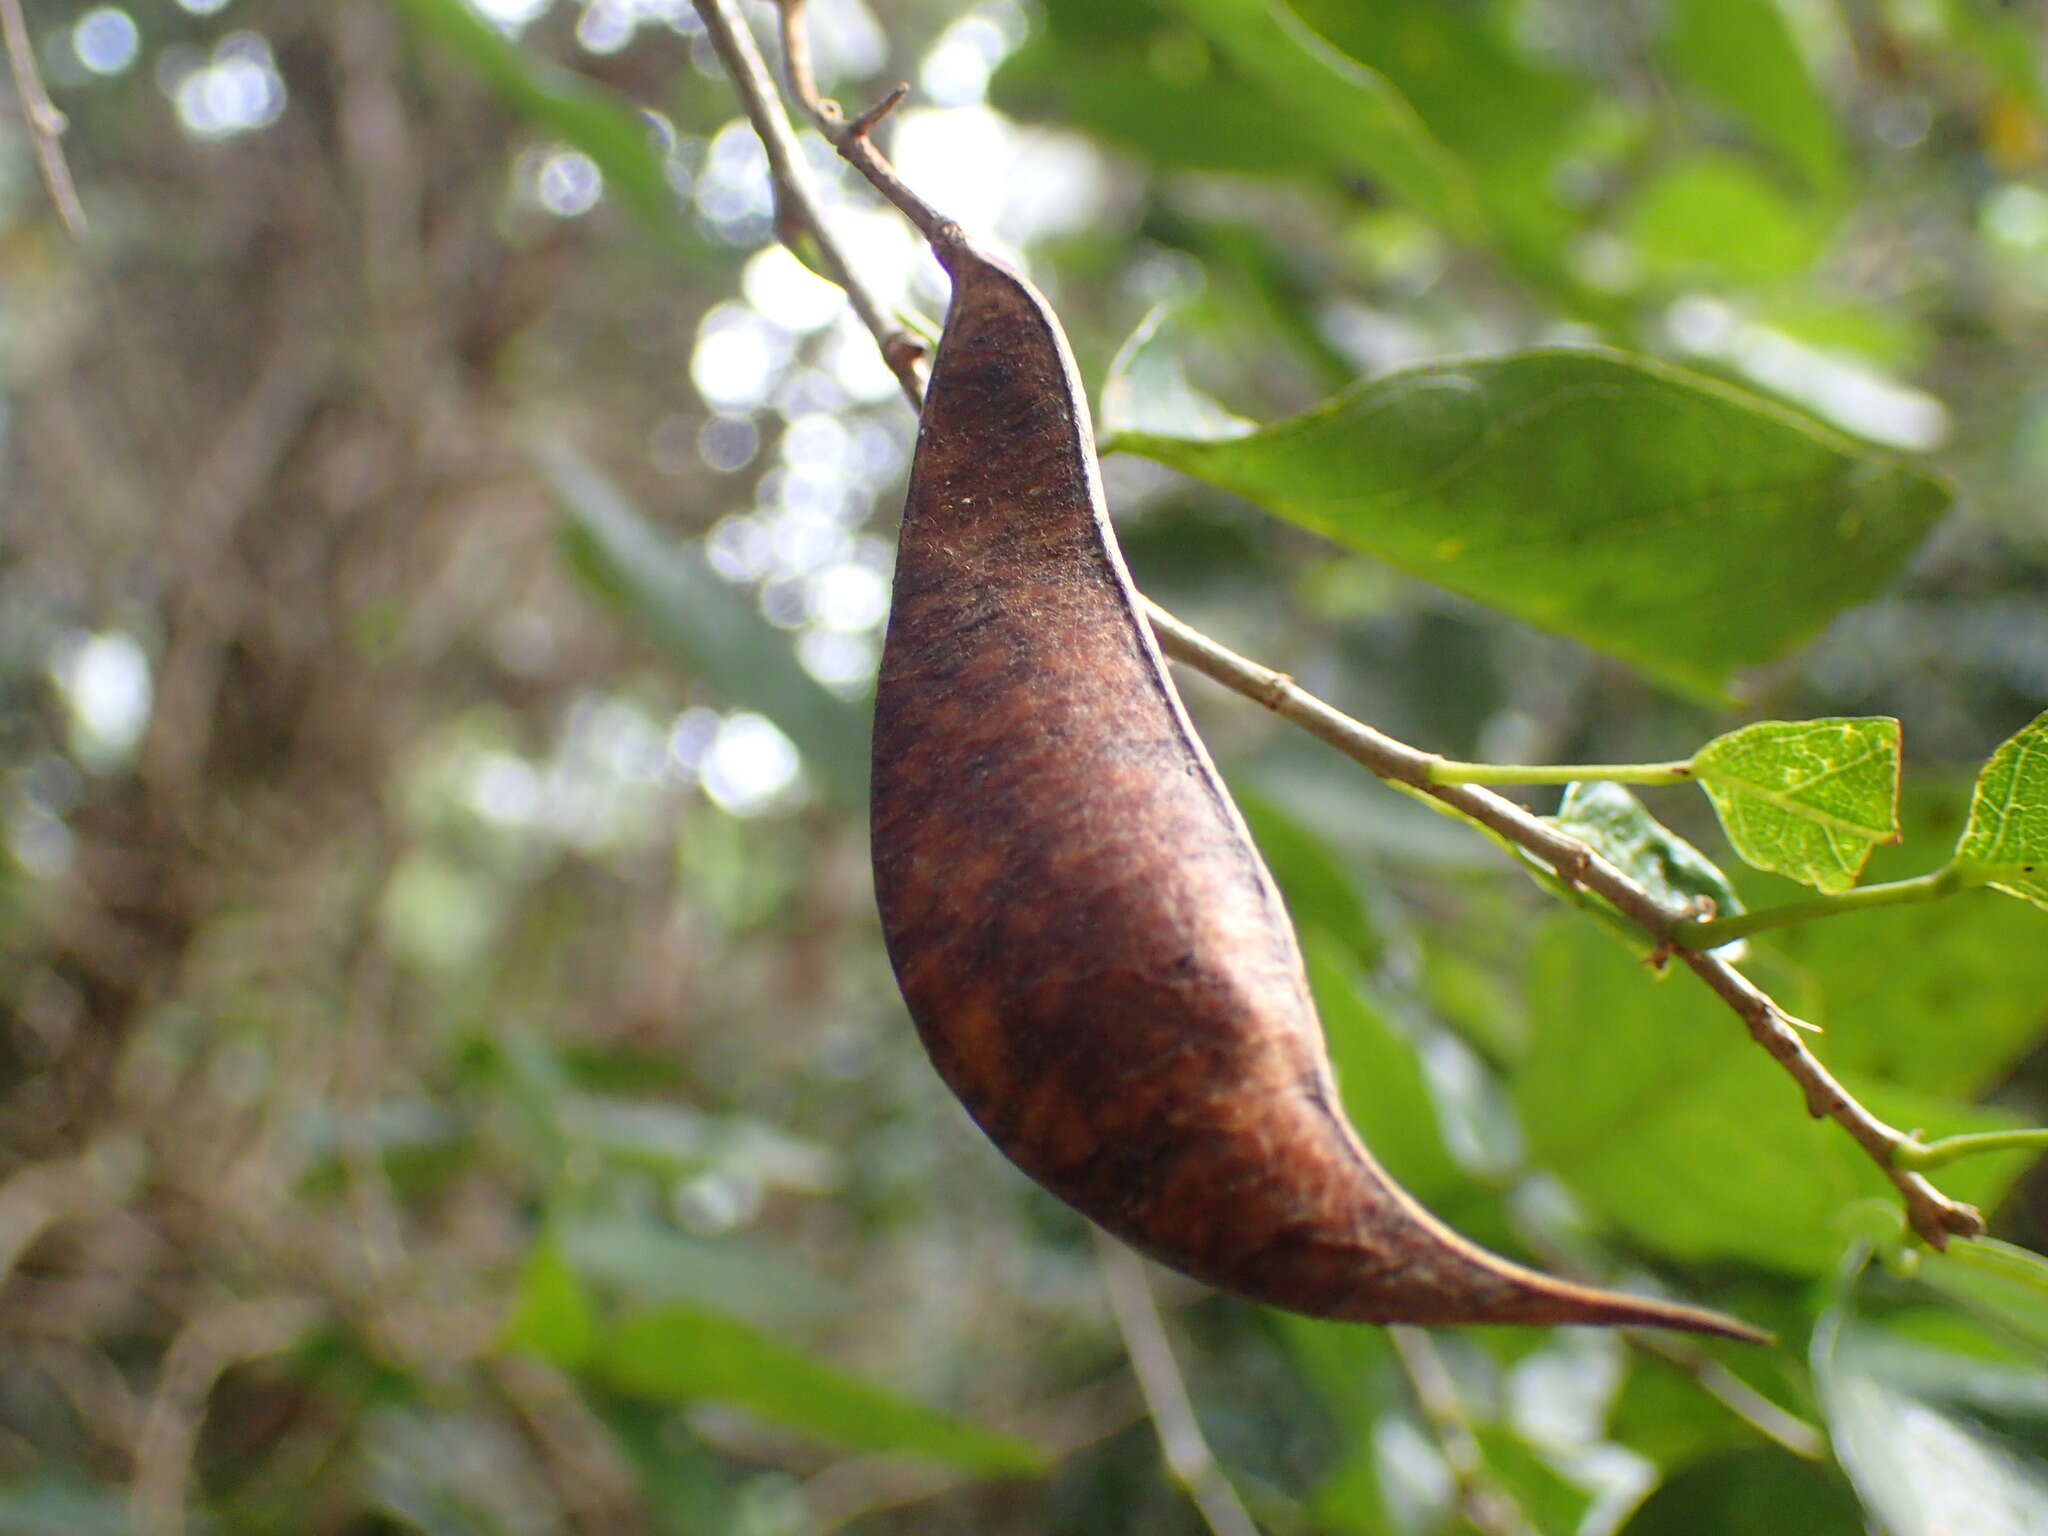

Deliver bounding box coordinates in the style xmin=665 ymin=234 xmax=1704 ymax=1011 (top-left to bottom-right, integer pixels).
xmin=1672 ymin=866 xmax=1964 ymax=948
xmin=1894 ymin=1127 xmax=2048 ymax=1172
xmin=1427 ymin=759 xmax=1694 ymax=787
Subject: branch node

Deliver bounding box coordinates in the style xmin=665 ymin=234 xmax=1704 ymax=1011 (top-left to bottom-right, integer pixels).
xmin=882 ymin=332 xmax=926 ymax=374
xmin=847 ymin=83 xmax=909 ymax=139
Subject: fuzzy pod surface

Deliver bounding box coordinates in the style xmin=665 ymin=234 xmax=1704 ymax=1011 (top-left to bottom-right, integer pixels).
xmin=870 ymin=234 xmax=1759 ymax=1341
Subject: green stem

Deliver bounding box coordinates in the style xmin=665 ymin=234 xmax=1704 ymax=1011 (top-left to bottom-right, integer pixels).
xmin=1673 ymin=866 xmax=1965 ymax=948
xmin=1426 ymin=759 xmax=1694 ymax=787
xmin=1893 ymin=1128 xmax=2048 ymax=1172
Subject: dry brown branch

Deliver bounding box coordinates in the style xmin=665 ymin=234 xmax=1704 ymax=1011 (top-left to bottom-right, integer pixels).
xmin=693 ymin=0 xmax=1985 ymax=1258
xmin=0 ymin=0 xmax=87 ymax=233
xmin=690 ymin=0 xmax=925 ymax=403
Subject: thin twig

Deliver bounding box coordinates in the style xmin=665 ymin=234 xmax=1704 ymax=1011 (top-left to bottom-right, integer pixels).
xmin=1142 ymin=606 xmax=1983 ymax=1251
xmin=1387 ymin=1327 xmax=1536 ymax=1536
xmin=769 ymin=0 xmax=958 ymax=246
xmin=1627 ymin=1333 xmax=1826 ymax=1459
xmin=691 ymin=0 xmax=1985 ymax=1257
xmin=689 ymin=0 xmax=924 ymax=404
xmin=0 ymin=0 xmax=87 ymax=234
xmin=1096 ymin=1235 xmax=1263 ymax=1536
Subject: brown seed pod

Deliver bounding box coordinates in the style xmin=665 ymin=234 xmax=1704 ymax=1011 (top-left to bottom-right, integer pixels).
xmin=871 ymin=234 xmax=1761 ymax=1340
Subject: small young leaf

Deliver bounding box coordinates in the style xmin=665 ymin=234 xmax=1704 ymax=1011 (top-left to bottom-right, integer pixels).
xmin=596 ymin=1305 xmax=1047 ymax=1475
xmin=500 ymin=1235 xmax=598 ymax=1369
xmin=1549 ymin=781 xmax=1745 ymax=921
xmin=1693 ymin=718 xmax=1901 ymax=892
xmin=1115 ymin=350 xmax=1948 ymax=697
xmin=1954 ymin=711 xmax=2048 ymax=910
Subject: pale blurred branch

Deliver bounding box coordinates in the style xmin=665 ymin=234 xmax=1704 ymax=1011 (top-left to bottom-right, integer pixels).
xmin=0 ymin=0 xmax=87 ymax=233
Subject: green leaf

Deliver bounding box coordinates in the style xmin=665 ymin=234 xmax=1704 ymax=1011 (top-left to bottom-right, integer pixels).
xmin=541 ymin=436 xmax=871 ymax=811
xmin=500 ymin=1234 xmax=598 ymax=1369
xmin=1288 ymin=0 xmax=1589 ymax=273
xmin=394 ymin=0 xmax=688 ymax=239
xmin=561 ymin=1218 xmax=838 ymax=1326
xmin=1625 ymin=152 xmax=1831 ymax=284
xmin=595 ymin=1305 xmax=1047 ymax=1475
xmin=1916 ymin=1239 xmax=2048 ymax=1353
xmin=1473 ymin=1427 xmax=1594 ymax=1536
xmin=1618 ymin=1448 xmax=1864 ymax=1535
xmin=1236 ymin=786 xmax=1381 ymax=973
xmin=1162 ymin=0 xmax=1483 ymax=237
xmin=1548 ymin=781 xmax=1744 ymax=920
xmin=1271 ymin=1315 xmax=1395 ymax=1535
xmin=1693 ymin=718 xmax=1901 ymax=893
xmin=1662 ymin=0 xmax=1844 ymax=194
xmin=1116 ymin=349 xmax=1948 ymax=697
xmin=1301 ymin=935 xmax=1462 ymax=1204
xmin=1515 ymin=923 xmax=2030 ymax=1274
xmin=1101 ymin=308 xmax=1256 ymax=446
xmin=1954 ymin=711 xmax=2048 ymax=910
xmin=992 ymin=0 xmax=1343 ymax=180
xmin=1814 ymin=1302 xmax=2048 ymax=1536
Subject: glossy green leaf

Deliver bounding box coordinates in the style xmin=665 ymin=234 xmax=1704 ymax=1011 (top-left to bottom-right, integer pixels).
xmin=1162 ymin=0 xmax=1482 ymax=237
xmin=394 ymin=0 xmax=687 ymax=239
xmin=1663 ymin=0 xmax=1843 ymax=193
xmin=1815 ymin=1303 xmax=2048 ymax=1536
xmin=1549 ymin=780 xmax=1744 ymax=919
xmin=595 ymin=1305 xmax=1047 ymax=1475
xmin=1515 ymin=923 xmax=2030 ymax=1274
xmin=1954 ymin=710 xmax=2048 ymax=910
xmin=1115 ymin=349 xmax=1948 ymax=696
xmin=543 ymin=437 xmax=870 ymax=810
xmin=500 ymin=1233 xmax=598 ymax=1368
xmin=1694 ymin=718 xmax=1901 ymax=893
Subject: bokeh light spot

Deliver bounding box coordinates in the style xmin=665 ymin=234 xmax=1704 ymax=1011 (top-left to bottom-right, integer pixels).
xmin=699 ymin=713 xmax=801 ymax=816
xmin=74 ymin=8 xmax=140 ymax=76
xmin=536 ymin=147 xmax=604 ymax=217
xmin=741 ymin=244 xmax=846 ymax=334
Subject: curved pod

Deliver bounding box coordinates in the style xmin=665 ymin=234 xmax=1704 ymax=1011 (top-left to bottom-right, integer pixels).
xmin=872 ymin=237 xmax=1757 ymax=1339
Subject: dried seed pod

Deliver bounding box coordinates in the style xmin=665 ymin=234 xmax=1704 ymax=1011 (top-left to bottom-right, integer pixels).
xmin=872 ymin=235 xmax=1759 ymax=1340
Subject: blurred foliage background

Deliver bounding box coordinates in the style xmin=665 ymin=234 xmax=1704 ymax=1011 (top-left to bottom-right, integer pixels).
xmin=3 ymin=0 xmax=2047 ymax=1532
